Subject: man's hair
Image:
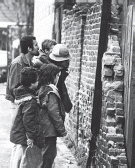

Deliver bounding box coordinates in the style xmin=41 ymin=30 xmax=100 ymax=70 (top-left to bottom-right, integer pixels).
xmin=20 ymin=35 xmax=36 ymax=54
xmin=20 ymin=67 xmax=38 ymax=87
xmin=41 ymin=39 xmax=57 ymax=51
xmin=39 ymin=64 xmax=60 ymax=86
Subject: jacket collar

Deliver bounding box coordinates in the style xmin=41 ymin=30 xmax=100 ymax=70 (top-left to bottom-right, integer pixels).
xmin=48 ymin=84 xmax=60 ymax=99
xmin=14 ymin=85 xmax=37 ymax=105
xmin=21 ymin=53 xmax=31 ymax=66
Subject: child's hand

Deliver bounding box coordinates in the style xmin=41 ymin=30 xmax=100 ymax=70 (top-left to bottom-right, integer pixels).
xmin=32 ymin=56 xmax=43 ymax=67
xmin=27 ymin=139 xmax=34 ymax=148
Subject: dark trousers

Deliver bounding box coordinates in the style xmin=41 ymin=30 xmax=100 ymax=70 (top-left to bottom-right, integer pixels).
xmin=41 ymin=137 xmax=57 ymax=168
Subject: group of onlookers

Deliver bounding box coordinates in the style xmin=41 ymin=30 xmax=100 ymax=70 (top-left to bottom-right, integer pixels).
xmin=5 ymin=35 xmax=72 ymax=168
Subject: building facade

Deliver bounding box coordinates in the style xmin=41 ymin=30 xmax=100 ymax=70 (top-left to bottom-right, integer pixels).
xmin=34 ymin=0 xmax=135 ymax=167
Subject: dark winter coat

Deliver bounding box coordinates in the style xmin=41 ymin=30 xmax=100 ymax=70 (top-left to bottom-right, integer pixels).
xmin=38 ymin=84 xmax=67 ymax=137
xmin=10 ymin=85 xmax=44 ymax=149
xmin=33 ymin=50 xmax=72 ymax=113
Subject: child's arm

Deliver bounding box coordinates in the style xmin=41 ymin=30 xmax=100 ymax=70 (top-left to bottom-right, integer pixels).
xmin=22 ymin=100 xmax=41 ymax=141
xmin=47 ymin=93 xmax=67 ymax=136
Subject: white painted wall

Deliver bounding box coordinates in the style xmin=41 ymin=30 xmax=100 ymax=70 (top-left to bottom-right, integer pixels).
xmin=34 ymin=0 xmax=55 ymax=48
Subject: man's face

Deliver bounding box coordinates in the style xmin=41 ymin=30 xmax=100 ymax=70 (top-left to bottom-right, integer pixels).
xmin=31 ymin=40 xmax=39 ymax=56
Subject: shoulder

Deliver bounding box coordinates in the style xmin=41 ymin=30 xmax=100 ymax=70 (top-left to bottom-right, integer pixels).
xmin=15 ymin=95 xmax=37 ymax=106
xmin=22 ymin=97 xmax=39 ymax=112
xmin=11 ymin=54 xmax=22 ymax=65
xmin=39 ymin=85 xmax=53 ymax=97
xmin=48 ymin=84 xmax=60 ymax=99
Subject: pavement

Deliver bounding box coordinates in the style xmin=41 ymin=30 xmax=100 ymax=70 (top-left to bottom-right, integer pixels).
xmin=0 ymin=83 xmax=80 ymax=168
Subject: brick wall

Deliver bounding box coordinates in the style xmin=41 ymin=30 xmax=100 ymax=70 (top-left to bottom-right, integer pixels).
xmin=61 ymin=1 xmax=128 ymax=167
xmin=61 ymin=5 xmax=87 ymax=146
xmin=61 ymin=3 xmax=102 ymax=165
xmin=94 ymin=3 xmax=128 ymax=167
xmin=78 ymin=4 xmax=101 ymax=164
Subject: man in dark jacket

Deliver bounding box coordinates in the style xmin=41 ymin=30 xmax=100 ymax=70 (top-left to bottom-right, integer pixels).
xmin=32 ymin=43 xmax=72 ymax=113
xmin=49 ymin=44 xmax=72 ymax=113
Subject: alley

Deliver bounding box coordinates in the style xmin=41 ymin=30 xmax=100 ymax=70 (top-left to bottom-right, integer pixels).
xmin=0 ymin=83 xmax=79 ymax=168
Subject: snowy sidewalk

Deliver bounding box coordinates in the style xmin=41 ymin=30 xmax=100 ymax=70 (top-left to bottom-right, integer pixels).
xmin=54 ymin=137 xmax=81 ymax=168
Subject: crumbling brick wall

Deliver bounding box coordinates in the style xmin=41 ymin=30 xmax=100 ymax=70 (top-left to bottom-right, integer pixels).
xmin=61 ymin=1 xmax=128 ymax=167
xmin=94 ymin=3 xmax=128 ymax=167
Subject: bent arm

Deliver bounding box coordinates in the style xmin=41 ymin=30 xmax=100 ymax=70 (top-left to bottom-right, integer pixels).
xmin=22 ymin=101 xmax=41 ymax=140
xmin=47 ymin=93 xmax=67 ymax=136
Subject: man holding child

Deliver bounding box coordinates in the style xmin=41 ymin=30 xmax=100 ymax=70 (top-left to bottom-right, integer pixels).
xmin=6 ymin=36 xmax=72 ymax=168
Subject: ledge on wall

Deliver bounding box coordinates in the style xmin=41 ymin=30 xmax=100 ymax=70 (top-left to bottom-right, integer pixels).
xmin=55 ymin=0 xmax=101 ymax=4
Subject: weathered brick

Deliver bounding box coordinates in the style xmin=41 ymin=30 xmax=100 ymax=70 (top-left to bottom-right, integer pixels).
xmin=106 ymin=108 xmax=115 ymax=116
xmin=108 ymin=126 xmax=116 ymax=134
xmin=111 ymin=35 xmax=118 ymax=41
xmin=117 ymin=155 xmax=127 ymax=164
xmin=110 ymin=16 xmax=120 ymax=23
xmin=103 ymin=67 xmax=113 ymax=77
xmin=106 ymin=134 xmax=124 ymax=142
xmin=114 ymin=65 xmax=124 ymax=77
xmin=106 ymin=90 xmax=116 ymax=97
xmin=116 ymin=149 xmax=126 ymax=155
xmin=105 ymin=119 xmax=116 ymax=127
xmin=116 ymin=127 xmax=123 ymax=134
xmin=108 ymin=156 xmax=119 ymax=165
xmin=115 ymin=57 xmax=122 ymax=65
xmin=115 ymin=108 xmax=124 ymax=116
xmin=115 ymin=102 xmax=124 ymax=108
xmin=102 ymin=126 xmax=108 ymax=133
xmin=106 ymin=102 xmax=115 ymax=108
xmin=116 ymin=116 xmax=124 ymax=125
xmin=102 ymin=54 xmax=116 ymax=66
xmin=115 ymin=95 xmax=123 ymax=102
xmin=108 ymin=148 xmax=117 ymax=156
xmin=116 ymin=142 xmax=125 ymax=149
xmin=113 ymin=81 xmax=124 ymax=91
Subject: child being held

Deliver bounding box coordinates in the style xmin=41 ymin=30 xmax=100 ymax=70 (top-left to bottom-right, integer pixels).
xmin=38 ymin=64 xmax=67 ymax=168
xmin=10 ymin=67 xmax=44 ymax=168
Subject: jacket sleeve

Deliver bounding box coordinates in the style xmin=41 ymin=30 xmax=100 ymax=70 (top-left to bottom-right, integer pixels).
xmin=57 ymin=70 xmax=72 ymax=113
xmin=47 ymin=93 xmax=67 ymax=136
xmin=57 ymin=82 xmax=72 ymax=113
xmin=7 ymin=63 xmax=22 ymax=101
xmin=22 ymin=100 xmax=41 ymax=140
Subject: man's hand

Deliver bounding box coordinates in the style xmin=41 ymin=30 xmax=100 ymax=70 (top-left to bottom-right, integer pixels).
xmin=27 ymin=139 xmax=34 ymax=148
